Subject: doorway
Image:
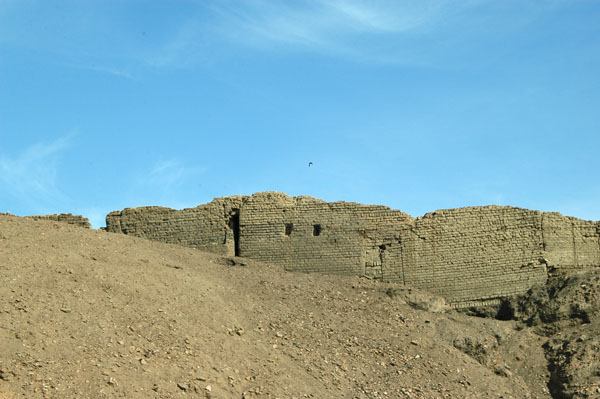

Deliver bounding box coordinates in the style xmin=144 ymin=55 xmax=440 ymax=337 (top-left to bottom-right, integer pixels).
xmin=228 ymin=210 xmax=240 ymax=256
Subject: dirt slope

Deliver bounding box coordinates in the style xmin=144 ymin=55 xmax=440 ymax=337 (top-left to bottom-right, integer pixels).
xmin=0 ymin=215 xmax=554 ymax=398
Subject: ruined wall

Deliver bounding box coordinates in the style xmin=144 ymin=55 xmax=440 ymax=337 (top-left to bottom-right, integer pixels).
xmin=25 ymin=213 xmax=91 ymax=228
xmin=105 ymin=196 xmax=245 ymax=256
xmin=541 ymin=213 xmax=600 ymax=276
xmin=104 ymin=192 xmax=600 ymax=306
xmin=238 ymin=192 xmax=411 ymax=278
xmin=405 ymin=207 xmax=548 ymax=304
xmin=238 ymin=198 xmax=551 ymax=304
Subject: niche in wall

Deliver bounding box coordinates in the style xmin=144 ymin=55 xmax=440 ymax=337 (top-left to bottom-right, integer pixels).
xmin=313 ymin=224 xmax=321 ymax=236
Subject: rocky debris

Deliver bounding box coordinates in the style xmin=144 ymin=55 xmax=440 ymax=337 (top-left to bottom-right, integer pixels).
xmin=385 ymin=287 xmax=449 ymax=313
xmin=499 ymin=270 xmax=600 ymax=398
xmin=503 ymin=271 xmax=600 ymax=328
xmin=177 ymin=382 xmax=188 ymax=391
xmin=223 ymin=257 xmax=248 ymax=267
xmin=457 ymin=303 xmax=505 ymax=319
xmin=544 ymin=331 xmax=600 ymax=398
xmin=452 ymin=334 xmax=497 ymax=365
xmin=0 ymin=366 xmax=15 ymax=381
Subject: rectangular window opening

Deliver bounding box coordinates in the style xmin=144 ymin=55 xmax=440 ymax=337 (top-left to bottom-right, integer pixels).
xmin=313 ymin=224 xmax=321 ymax=236
xmin=285 ymin=223 xmax=293 ymax=236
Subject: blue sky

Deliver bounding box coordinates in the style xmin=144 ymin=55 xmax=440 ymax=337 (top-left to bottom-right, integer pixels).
xmin=1 ymin=0 xmax=599 ymax=228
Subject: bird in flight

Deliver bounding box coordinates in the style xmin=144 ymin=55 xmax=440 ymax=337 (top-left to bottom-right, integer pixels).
xmin=308 ymin=162 xmax=313 ymax=167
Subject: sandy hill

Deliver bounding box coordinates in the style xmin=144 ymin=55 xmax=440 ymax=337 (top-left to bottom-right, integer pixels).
xmin=1 ymin=214 xmax=597 ymax=398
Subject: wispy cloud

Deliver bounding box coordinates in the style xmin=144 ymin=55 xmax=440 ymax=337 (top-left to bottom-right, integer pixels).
xmin=140 ymin=159 xmax=207 ymax=190
xmin=136 ymin=0 xmax=451 ymax=68
xmin=206 ymin=0 xmax=447 ymax=62
xmin=124 ymin=158 xmax=207 ymax=209
xmin=0 ymin=134 xmax=73 ymax=212
xmin=0 ymin=0 xmax=509 ymax=69
xmin=144 ymin=0 xmax=571 ymax=68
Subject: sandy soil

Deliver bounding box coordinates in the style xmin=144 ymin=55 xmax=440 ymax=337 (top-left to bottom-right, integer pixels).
xmin=0 ymin=215 xmax=563 ymax=398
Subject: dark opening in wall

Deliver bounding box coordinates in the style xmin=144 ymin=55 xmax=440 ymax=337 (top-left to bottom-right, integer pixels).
xmin=313 ymin=224 xmax=321 ymax=236
xmin=228 ymin=210 xmax=241 ymax=256
xmin=285 ymin=223 xmax=293 ymax=236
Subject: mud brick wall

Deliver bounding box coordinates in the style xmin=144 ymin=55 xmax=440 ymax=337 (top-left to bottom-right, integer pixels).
xmin=104 ymin=192 xmax=600 ymax=306
xmin=26 ymin=213 xmax=91 ymax=228
xmin=542 ymin=213 xmax=600 ymax=275
xmin=105 ymin=196 xmax=245 ymax=256
xmin=238 ymin=192 xmax=412 ymax=277
xmin=404 ymin=207 xmax=548 ymax=303
xmin=238 ymin=197 xmax=552 ymax=304
xmin=239 ymin=193 xmax=363 ymax=275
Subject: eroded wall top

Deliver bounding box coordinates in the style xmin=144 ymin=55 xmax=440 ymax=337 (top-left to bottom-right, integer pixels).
xmin=25 ymin=213 xmax=91 ymax=228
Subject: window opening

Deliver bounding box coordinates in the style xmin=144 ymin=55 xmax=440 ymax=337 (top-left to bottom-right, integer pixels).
xmin=285 ymin=223 xmax=293 ymax=236
xmin=313 ymin=224 xmax=321 ymax=236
